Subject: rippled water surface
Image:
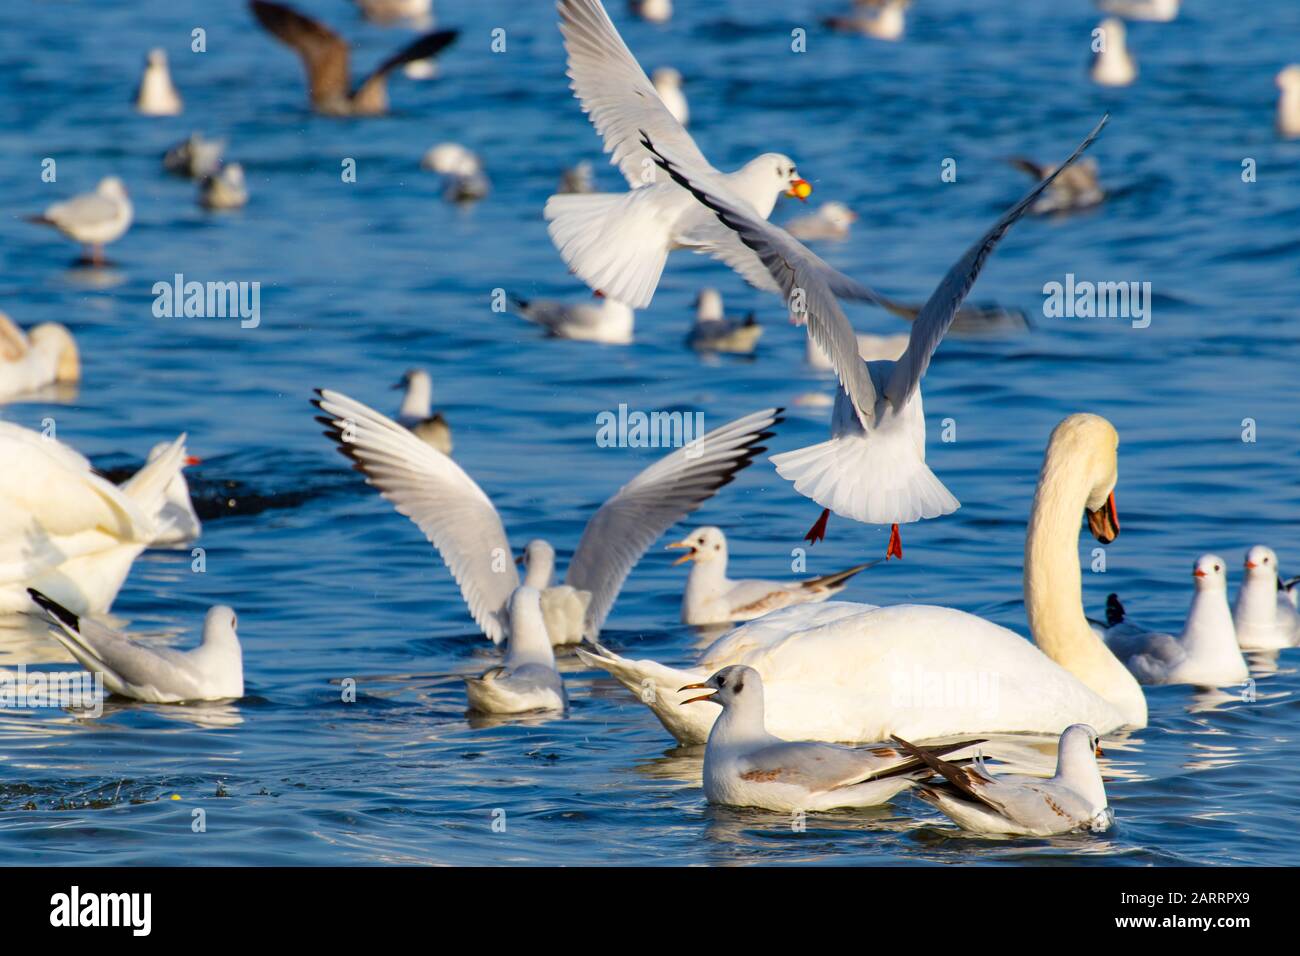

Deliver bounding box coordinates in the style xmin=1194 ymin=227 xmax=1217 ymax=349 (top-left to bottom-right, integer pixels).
xmin=2 ymin=0 xmax=1299 ymax=865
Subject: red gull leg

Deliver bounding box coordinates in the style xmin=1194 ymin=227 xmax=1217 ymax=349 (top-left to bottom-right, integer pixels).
xmin=804 ymin=508 xmax=831 ymax=545
xmin=887 ymin=523 xmax=903 ymax=560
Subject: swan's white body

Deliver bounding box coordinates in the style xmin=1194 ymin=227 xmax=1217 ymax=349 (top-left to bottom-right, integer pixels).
xmin=135 ymin=49 xmax=183 ymax=115
xmin=671 ymin=526 xmax=870 ymax=625
xmin=0 ymin=424 xmax=189 ymax=614
xmin=1102 ymin=555 xmax=1249 ymax=686
xmin=122 ymin=441 xmax=203 ymax=547
xmin=1233 ymin=545 xmax=1300 ymax=649
xmin=464 ymin=587 xmax=567 ymax=714
xmin=0 ymin=317 xmax=79 ymax=400
xmin=1091 ymin=19 xmax=1136 ymax=87
xmin=579 ymin=414 xmax=1147 ymax=745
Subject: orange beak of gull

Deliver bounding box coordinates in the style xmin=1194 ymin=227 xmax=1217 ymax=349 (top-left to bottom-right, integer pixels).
xmin=1245 ymin=559 xmax=1258 ymax=569
xmin=785 ymin=178 xmax=812 ymax=202
xmin=1086 ymin=491 xmax=1120 ymax=544
xmin=1193 ymin=567 xmax=1207 ymax=578
xmin=184 ymin=456 xmax=202 ymax=467
xmin=679 ymin=682 xmax=717 ymax=705
xmin=666 ymin=541 xmax=696 ymax=566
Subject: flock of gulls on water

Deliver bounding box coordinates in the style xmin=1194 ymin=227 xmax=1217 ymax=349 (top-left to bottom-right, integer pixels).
xmin=2 ymin=0 xmax=1298 ymax=838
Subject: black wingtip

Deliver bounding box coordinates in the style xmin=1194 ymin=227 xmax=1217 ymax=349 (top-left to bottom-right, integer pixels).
xmin=27 ymin=588 xmax=80 ymax=631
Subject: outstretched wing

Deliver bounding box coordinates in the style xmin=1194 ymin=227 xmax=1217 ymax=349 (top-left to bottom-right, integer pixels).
xmin=313 ymin=389 xmax=519 ymax=644
xmin=565 ymin=408 xmax=781 ymax=637
xmin=557 ymin=0 xmax=714 ymax=189
xmin=883 ymin=116 xmax=1108 ymax=408
xmin=249 ymin=1 xmax=352 ymax=104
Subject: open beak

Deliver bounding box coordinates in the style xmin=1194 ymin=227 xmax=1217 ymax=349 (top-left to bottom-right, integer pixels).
xmin=184 ymin=456 xmax=202 ymax=467
xmin=1086 ymin=491 xmax=1120 ymax=544
xmin=1095 ymin=744 xmax=1105 ymax=757
xmin=785 ymin=178 xmax=812 ymax=202
xmin=678 ymin=682 xmax=716 ymax=705
xmin=666 ymin=541 xmax=696 ymax=566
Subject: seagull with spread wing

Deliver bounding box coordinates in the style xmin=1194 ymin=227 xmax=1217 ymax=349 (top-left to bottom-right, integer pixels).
xmin=313 ymin=389 xmax=780 ymax=646
xmin=642 ymin=117 xmax=1107 ymax=557
xmin=248 ymin=0 xmax=457 ymax=116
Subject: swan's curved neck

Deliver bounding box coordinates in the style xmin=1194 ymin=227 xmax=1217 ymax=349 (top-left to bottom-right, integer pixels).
xmin=1024 ymin=456 xmax=1147 ymax=727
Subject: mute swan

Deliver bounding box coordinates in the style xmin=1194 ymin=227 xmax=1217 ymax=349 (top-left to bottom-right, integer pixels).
xmin=464 ymin=587 xmax=567 ymax=714
xmin=1099 ymin=555 xmax=1248 ymax=686
xmin=687 ymin=289 xmax=762 ymax=354
xmin=643 ymin=116 xmax=1106 ymax=557
xmin=1233 ymin=545 xmax=1300 ymax=649
xmin=683 ymin=665 xmax=981 ymax=811
xmin=0 ymin=424 xmax=190 ymax=615
xmin=897 ymin=724 xmax=1110 ymax=836
xmin=393 ymin=368 xmax=452 ymax=454
xmin=577 ymin=413 xmax=1147 ymax=744
xmin=313 ymin=389 xmax=780 ymax=645
xmin=29 ymin=590 xmax=243 ymax=703
xmin=667 ymin=525 xmax=871 ymax=625
xmin=0 ymin=315 xmax=80 ymax=400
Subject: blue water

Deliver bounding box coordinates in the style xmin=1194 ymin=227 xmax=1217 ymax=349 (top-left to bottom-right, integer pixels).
xmin=1 ymin=0 xmax=1299 ymax=865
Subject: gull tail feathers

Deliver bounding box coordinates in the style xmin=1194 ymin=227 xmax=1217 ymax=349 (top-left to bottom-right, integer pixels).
xmin=770 ymin=435 xmax=958 ymax=526
xmin=27 ymin=588 xmax=119 ymax=689
xmin=118 ymin=434 xmax=188 ymax=539
xmin=544 ymin=191 xmax=668 ymax=309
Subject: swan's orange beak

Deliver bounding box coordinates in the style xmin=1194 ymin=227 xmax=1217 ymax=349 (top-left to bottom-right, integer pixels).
xmin=785 ymin=179 xmax=812 ymax=201
xmin=666 ymin=541 xmax=696 ymax=566
xmin=679 ymin=682 xmax=716 ymax=704
xmin=1087 ymin=491 xmax=1120 ymax=544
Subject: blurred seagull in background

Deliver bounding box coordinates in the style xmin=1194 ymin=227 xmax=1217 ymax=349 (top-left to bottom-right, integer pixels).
xmin=313 ymin=390 xmax=780 ymax=646
xmin=421 ymin=142 xmax=490 ymax=202
xmin=651 ymin=67 xmax=688 ymax=126
xmin=1277 ymin=65 xmax=1300 ymax=139
xmin=199 ymin=163 xmax=249 ymax=210
xmin=1097 ymin=0 xmax=1178 ymax=21
xmin=163 ymin=133 xmax=225 ymax=179
xmin=122 ymin=441 xmax=204 ymax=547
xmin=1008 ymin=155 xmax=1104 ymax=214
xmin=509 ymin=291 xmax=636 ymax=345
xmin=558 ymin=160 xmax=596 ymax=194
xmin=686 ymin=289 xmax=762 ymax=354
xmin=1233 ymin=545 xmax=1300 ymax=649
xmin=27 ymin=177 xmax=133 ymax=266
xmin=354 ymin=0 xmax=433 ymax=26
xmin=1091 ymin=18 xmax=1136 ymax=87
xmin=786 ymin=200 xmax=858 ymax=241
xmin=248 ymin=0 xmax=458 ymax=116
xmin=393 ymin=368 xmax=453 ymax=454
xmin=135 ymin=48 xmax=182 ymax=115
xmin=629 ymin=0 xmax=671 ymax=24
xmin=822 ymin=0 xmax=910 ymax=41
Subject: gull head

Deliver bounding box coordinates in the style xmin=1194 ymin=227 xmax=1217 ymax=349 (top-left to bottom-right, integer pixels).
xmin=28 ymin=322 xmax=80 ymax=382
xmin=1191 ymin=554 xmax=1228 ymax=592
xmin=518 ymin=539 xmax=556 ymax=586
xmin=1059 ymin=723 xmax=1104 ymax=765
xmin=96 ymin=176 xmax=129 ymax=202
xmin=743 ymin=153 xmax=811 ymax=202
xmin=693 ymin=287 xmax=723 ymax=321
xmin=422 ymin=142 xmax=481 ymax=177
xmin=666 ymin=526 xmax=727 ymax=566
xmin=1243 ymin=544 xmax=1278 ymax=580
xmin=393 ymin=367 xmax=432 ymax=393
xmin=1099 ymin=17 xmax=1127 ymax=52
xmin=1278 ymin=64 xmax=1300 ymax=92
xmin=679 ymin=664 xmax=758 ymax=708
xmin=203 ymin=606 xmax=240 ymax=646
xmin=652 ymin=66 xmax=683 ymax=91
xmin=146 ymin=48 xmax=170 ymax=69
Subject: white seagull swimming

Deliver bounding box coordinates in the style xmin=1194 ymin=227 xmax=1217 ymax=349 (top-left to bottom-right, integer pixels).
xmin=686 ymin=289 xmax=762 ymax=354
xmin=1098 ymin=555 xmax=1249 ymax=687
xmin=1233 ymin=545 xmax=1300 ymax=649
xmin=822 ymin=0 xmax=910 ymax=42
xmin=666 ymin=526 xmax=872 ymax=625
xmin=1091 ymin=18 xmax=1136 ymax=88
xmin=313 ymin=389 xmax=780 ymax=645
xmin=393 ymin=368 xmax=453 ymax=454
xmin=0 ymin=423 xmax=189 ymax=615
xmin=509 ymin=291 xmax=636 ymax=345
xmin=644 ymin=116 xmax=1107 ymax=555
xmin=1277 ymin=66 xmax=1300 ymax=139
xmin=27 ymin=177 xmax=133 ymax=266
xmin=0 ymin=314 xmax=79 ymax=401
xmin=683 ymin=665 xmax=982 ymax=811
xmin=199 ymin=163 xmax=249 ymax=210
xmin=29 ymin=590 xmax=244 ymax=703
xmin=464 ymin=586 xmax=567 ymax=714
xmin=897 ymin=724 xmax=1111 ymax=836
xmin=578 ymin=413 xmax=1145 ymax=745
xmin=135 ymin=48 xmax=183 ymax=115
